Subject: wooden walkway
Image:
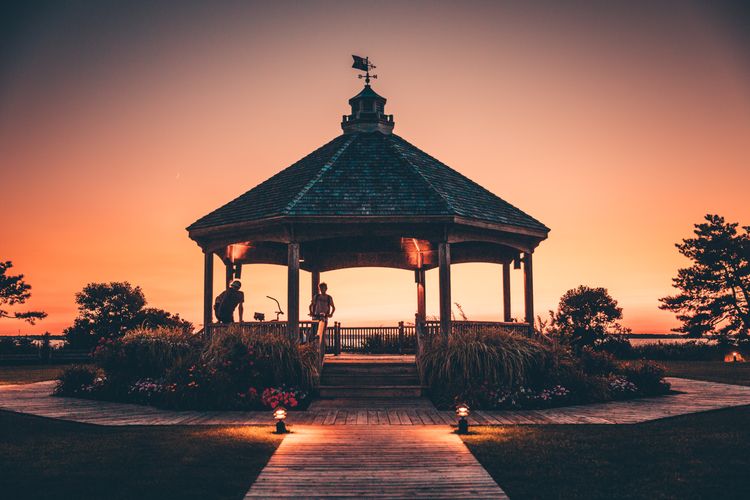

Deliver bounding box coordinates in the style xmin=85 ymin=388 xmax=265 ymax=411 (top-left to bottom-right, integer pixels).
xmin=244 ymin=425 xmax=508 ymax=499
xmin=1 ymin=378 xmax=750 ymax=426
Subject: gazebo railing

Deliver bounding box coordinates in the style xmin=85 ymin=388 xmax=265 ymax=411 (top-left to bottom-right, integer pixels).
xmin=206 ymin=321 xmax=317 ymax=339
xmin=205 ymin=320 xmax=532 ymax=356
xmin=420 ymin=320 xmax=532 ymax=337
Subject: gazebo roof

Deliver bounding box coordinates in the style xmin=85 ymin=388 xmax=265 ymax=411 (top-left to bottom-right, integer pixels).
xmin=187 ymin=131 xmax=548 ymax=234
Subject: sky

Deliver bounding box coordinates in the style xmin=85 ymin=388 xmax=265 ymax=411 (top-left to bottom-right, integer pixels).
xmin=1 ymin=0 xmax=749 ymax=335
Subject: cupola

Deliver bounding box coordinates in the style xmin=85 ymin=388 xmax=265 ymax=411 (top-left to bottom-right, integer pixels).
xmin=341 ymin=84 xmax=395 ymax=134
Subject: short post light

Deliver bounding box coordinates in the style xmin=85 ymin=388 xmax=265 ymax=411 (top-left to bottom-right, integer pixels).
xmin=273 ymin=406 xmax=288 ymax=434
xmin=455 ymin=403 xmax=470 ymax=434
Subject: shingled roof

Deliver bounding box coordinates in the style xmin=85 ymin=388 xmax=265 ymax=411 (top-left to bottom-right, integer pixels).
xmin=187 ymin=131 xmax=548 ymax=233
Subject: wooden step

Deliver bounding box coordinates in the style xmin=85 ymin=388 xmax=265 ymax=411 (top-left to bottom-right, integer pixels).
xmin=322 ymin=363 xmax=418 ymax=376
xmin=318 ymin=385 xmax=425 ymax=398
xmin=320 ymin=374 xmax=420 ymax=386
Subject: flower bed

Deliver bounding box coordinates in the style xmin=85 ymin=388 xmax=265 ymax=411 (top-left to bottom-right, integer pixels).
xmin=419 ymin=329 xmax=671 ymax=410
xmin=54 ymin=326 xmax=317 ymax=411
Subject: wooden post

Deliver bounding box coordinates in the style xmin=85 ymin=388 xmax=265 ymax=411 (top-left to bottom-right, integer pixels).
xmin=523 ymin=252 xmax=534 ymax=325
xmin=225 ymin=263 xmax=233 ymax=289
xmin=398 ymin=321 xmax=405 ymax=354
xmin=438 ymin=242 xmax=452 ymax=338
xmin=311 ymin=270 xmax=320 ymax=298
xmin=334 ymin=321 xmax=341 ymax=355
xmin=416 ymin=268 xmax=426 ymax=323
xmin=203 ymin=250 xmax=214 ymax=337
xmin=502 ymin=262 xmax=511 ymax=322
xmin=287 ymin=243 xmax=300 ymax=341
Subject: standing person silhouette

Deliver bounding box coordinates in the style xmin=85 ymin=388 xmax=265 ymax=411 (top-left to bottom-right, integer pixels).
xmin=214 ymin=280 xmax=244 ymax=324
xmin=309 ymin=282 xmax=335 ymax=349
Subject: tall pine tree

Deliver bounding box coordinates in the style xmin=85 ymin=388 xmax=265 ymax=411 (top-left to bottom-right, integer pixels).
xmin=660 ymin=215 xmax=750 ymax=339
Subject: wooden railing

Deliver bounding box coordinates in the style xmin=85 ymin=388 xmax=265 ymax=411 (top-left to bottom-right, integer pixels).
xmin=419 ymin=320 xmax=532 ymax=339
xmin=323 ymin=322 xmax=416 ymax=354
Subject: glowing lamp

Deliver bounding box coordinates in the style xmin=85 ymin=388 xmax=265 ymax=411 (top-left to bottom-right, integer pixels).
xmin=724 ymin=352 xmax=745 ymax=363
xmin=455 ymin=403 xmax=470 ymax=434
xmin=273 ymin=406 xmax=288 ymax=434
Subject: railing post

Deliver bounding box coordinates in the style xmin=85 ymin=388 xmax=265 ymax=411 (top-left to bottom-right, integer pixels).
xmin=398 ymin=321 xmax=404 ymax=354
xmin=334 ymin=321 xmax=341 ymax=356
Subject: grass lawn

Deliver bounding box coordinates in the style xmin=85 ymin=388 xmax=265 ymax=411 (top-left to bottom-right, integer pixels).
xmin=462 ymin=405 xmax=750 ymax=499
xmin=661 ymin=360 xmax=750 ymax=386
xmin=0 ymin=365 xmax=70 ymax=385
xmin=0 ymin=410 xmax=282 ymax=500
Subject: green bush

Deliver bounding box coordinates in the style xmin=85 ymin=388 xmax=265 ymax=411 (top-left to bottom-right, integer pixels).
xmin=54 ymin=365 xmax=106 ymax=397
xmin=420 ymin=328 xmax=671 ymax=410
xmin=621 ymin=361 xmax=671 ymax=394
xmin=58 ymin=325 xmax=317 ymax=411
xmin=201 ymin=325 xmax=318 ymax=390
xmin=93 ymin=327 xmax=201 ymax=385
xmin=628 ymin=341 xmax=719 ymax=361
xmin=419 ymin=328 xmax=554 ymax=405
xmin=580 ymin=349 xmax=619 ymax=376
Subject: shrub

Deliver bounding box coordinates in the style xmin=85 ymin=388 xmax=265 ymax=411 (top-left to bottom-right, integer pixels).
xmin=93 ymin=327 xmax=200 ymax=385
xmin=54 ymin=365 xmax=107 ymax=397
xmin=201 ymin=326 xmax=318 ymax=390
xmin=595 ymin=334 xmax=633 ymax=358
xmin=419 ymin=328 xmax=561 ymax=408
xmin=580 ymin=349 xmax=619 ymax=376
xmin=621 ymin=361 xmax=671 ymax=394
xmin=261 ymin=386 xmax=307 ymax=409
xmin=628 ymin=341 xmax=719 ymax=361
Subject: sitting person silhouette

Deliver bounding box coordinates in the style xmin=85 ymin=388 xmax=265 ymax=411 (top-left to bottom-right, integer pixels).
xmin=214 ymin=280 xmax=244 ymax=324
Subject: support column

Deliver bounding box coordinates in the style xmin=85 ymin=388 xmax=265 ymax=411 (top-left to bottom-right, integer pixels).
xmin=416 ymin=268 xmax=426 ymax=323
xmin=287 ymin=243 xmax=300 ymax=341
xmin=438 ymin=242 xmax=452 ymax=338
xmin=311 ymin=270 xmax=320 ymax=299
xmin=203 ymin=251 xmax=214 ymax=334
xmin=523 ymin=252 xmax=534 ymax=325
xmin=225 ymin=263 xmax=233 ymax=289
xmin=502 ymin=262 xmax=511 ymax=322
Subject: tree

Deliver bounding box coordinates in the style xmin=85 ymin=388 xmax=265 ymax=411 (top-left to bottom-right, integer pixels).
xmin=0 ymin=261 xmax=46 ymax=324
xmin=64 ymin=282 xmax=193 ymax=348
xmin=135 ymin=307 xmax=193 ymax=331
xmin=548 ymin=285 xmax=627 ymax=351
xmin=660 ymin=214 xmax=750 ymax=339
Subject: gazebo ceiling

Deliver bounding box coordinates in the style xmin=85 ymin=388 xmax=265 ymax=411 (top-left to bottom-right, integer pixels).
xmin=220 ymin=237 xmax=520 ymax=272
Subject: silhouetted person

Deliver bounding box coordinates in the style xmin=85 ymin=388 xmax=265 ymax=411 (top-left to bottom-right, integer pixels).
xmin=214 ymin=280 xmax=244 ymax=324
xmin=308 ymin=282 xmax=335 ymax=347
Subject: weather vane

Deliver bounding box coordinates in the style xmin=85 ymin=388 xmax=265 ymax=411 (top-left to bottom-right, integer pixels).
xmin=351 ymin=55 xmax=377 ymax=84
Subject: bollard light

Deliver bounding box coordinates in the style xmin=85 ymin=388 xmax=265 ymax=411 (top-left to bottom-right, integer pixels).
xmin=273 ymin=406 xmax=289 ymax=434
xmin=455 ymin=403 xmax=470 ymax=434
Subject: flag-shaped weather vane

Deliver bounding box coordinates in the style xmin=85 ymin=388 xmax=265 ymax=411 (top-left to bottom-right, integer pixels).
xmin=352 ymin=55 xmax=377 ymax=84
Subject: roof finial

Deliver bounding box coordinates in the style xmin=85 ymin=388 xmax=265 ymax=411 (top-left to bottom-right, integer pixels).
xmin=352 ymin=55 xmax=377 ymax=84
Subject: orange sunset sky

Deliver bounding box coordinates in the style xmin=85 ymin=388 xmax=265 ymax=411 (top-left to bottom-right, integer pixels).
xmin=2 ymin=1 xmax=749 ymax=335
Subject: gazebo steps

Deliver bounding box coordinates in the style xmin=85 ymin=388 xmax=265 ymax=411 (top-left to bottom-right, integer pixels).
xmin=319 ymin=355 xmax=423 ymax=398
xmin=318 ymin=385 xmax=425 ymax=398
xmin=321 ymin=374 xmax=420 ymax=386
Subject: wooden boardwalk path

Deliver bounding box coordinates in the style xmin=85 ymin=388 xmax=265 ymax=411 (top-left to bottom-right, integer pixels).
xmin=1 ymin=378 xmax=750 ymax=426
xmin=244 ymin=425 xmax=508 ymax=499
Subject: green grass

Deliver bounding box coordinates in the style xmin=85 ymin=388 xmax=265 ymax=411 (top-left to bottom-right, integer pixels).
xmin=0 ymin=410 xmax=282 ymax=500
xmin=0 ymin=365 xmax=69 ymax=385
xmin=661 ymin=360 xmax=750 ymax=386
xmin=462 ymin=405 xmax=750 ymax=499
